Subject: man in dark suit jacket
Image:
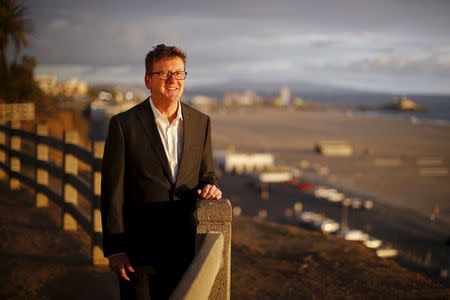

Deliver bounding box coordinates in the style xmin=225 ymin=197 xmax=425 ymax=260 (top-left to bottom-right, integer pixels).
xmin=101 ymin=44 xmax=222 ymax=300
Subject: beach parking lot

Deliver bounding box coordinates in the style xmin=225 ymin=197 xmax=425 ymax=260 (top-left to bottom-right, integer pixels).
xmin=209 ymin=107 xmax=450 ymax=279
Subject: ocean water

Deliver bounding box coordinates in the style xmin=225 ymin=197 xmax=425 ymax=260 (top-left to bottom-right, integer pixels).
xmin=89 ymin=93 xmax=450 ymax=140
xmin=303 ymin=93 xmax=450 ymax=125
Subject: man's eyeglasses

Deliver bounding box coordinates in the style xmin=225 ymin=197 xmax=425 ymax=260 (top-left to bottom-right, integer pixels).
xmin=147 ymin=71 xmax=188 ymax=80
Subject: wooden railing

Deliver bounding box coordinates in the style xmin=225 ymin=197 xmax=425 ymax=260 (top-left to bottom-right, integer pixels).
xmin=0 ymin=120 xmax=107 ymax=265
xmin=0 ymin=120 xmax=232 ymax=299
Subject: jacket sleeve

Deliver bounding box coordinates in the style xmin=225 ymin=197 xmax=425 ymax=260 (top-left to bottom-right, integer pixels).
xmin=198 ymin=116 xmax=218 ymax=189
xmin=100 ymin=116 xmax=128 ymax=257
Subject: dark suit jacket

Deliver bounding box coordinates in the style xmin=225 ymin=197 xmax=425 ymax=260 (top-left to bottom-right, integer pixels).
xmin=100 ymin=98 xmax=217 ymax=265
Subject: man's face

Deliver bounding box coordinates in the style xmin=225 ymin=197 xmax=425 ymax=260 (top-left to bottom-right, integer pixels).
xmin=144 ymin=56 xmax=185 ymax=105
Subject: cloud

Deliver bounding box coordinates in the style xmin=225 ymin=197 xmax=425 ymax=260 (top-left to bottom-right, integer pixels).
xmin=48 ymin=19 xmax=69 ymax=32
xmin=347 ymin=53 xmax=450 ymax=74
xmin=26 ymin=0 xmax=450 ymax=93
xmin=36 ymin=64 xmax=93 ymax=78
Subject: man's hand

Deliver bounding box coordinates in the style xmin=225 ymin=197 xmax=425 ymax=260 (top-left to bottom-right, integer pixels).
xmin=109 ymin=253 xmax=135 ymax=281
xmin=197 ymin=184 xmax=222 ymax=200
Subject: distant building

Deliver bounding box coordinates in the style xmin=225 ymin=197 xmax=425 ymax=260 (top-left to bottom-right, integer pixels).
xmin=190 ymin=95 xmax=217 ymax=113
xmin=35 ymin=74 xmax=59 ymax=96
xmin=223 ymin=89 xmax=262 ymax=106
xmin=272 ymin=86 xmax=293 ymax=106
xmin=280 ymin=86 xmax=291 ymax=106
xmin=214 ymin=150 xmax=274 ymax=174
xmin=385 ymin=96 xmax=427 ymax=112
xmin=191 ymin=95 xmax=216 ymax=106
xmin=35 ymin=74 xmax=89 ymax=98
xmin=62 ymin=78 xmax=88 ymax=97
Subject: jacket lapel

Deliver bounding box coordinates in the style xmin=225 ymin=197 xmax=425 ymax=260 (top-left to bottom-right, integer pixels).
xmin=136 ymin=98 xmax=173 ymax=183
xmin=175 ymin=103 xmax=192 ymax=187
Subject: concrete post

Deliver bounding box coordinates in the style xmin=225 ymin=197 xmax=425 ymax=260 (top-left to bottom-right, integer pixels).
xmin=62 ymin=131 xmax=78 ymax=231
xmin=91 ymin=141 xmax=107 ymax=265
xmin=195 ymin=199 xmax=232 ymax=300
xmin=35 ymin=122 xmax=49 ymax=207
xmin=9 ymin=121 xmax=21 ymax=190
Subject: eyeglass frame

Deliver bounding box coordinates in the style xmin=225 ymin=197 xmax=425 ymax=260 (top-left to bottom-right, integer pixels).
xmin=146 ymin=71 xmax=188 ymax=80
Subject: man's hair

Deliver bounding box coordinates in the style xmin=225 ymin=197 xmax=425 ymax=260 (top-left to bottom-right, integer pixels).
xmin=145 ymin=44 xmax=186 ymax=74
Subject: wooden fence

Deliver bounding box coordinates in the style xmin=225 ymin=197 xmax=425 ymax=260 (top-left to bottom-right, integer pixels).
xmin=0 ymin=120 xmax=107 ymax=265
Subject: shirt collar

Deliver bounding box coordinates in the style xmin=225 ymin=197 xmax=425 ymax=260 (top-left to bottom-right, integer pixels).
xmin=149 ymin=97 xmax=183 ymax=123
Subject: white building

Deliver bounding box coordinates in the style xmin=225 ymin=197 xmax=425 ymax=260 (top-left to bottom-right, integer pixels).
xmin=213 ymin=150 xmax=274 ymax=174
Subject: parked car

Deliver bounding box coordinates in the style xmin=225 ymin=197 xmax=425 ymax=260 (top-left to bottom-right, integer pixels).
xmin=320 ymin=218 xmax=340 ymax=234
xmin=350 ymin=198 xmax=362 ymax=209
xmin=363 ymin=200 xmax=374 ymax=210
xmin=344 ymin=230 xmax=369 ymax=242
xmin=376 ymin=247 xmax=399 ymax=258
xmin=363 ymin=237 xmax=383 ymax=249
xmin=298 ymin=211 xmax=325 ymax=225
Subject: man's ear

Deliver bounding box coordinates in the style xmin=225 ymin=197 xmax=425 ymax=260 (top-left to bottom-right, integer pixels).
xmin=144 ymin=74 xmax=151 ymax=89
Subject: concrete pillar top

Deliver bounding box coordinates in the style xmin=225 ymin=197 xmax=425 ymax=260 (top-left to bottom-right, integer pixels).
xmin=195 ymin=198 xmax=232 ymax=223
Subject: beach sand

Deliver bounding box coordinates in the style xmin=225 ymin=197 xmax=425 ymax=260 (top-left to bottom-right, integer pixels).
xmin=209 ymin=107 xmax=450 ymax=222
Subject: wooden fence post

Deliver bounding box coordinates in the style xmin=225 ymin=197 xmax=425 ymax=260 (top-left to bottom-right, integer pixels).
xmin=62 ymin=131 xmax=78 ymax=231
xmin=9 ymin=121 xmax=21 ymax=190
xmin=0 ymin=123 xmax=7 ymax=180
xmin=91 ymin=141 xmax=107 ymax=265
xmin=35 ymin=122 xmax=49 ymax=207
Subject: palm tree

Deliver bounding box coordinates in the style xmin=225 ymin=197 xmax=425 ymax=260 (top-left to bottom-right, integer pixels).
xmin=0 ymin=0 xmax=33 ymax=76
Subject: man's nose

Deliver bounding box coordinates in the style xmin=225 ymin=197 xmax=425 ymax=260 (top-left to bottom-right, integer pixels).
xmin=166 ymin=72 xmax=177 ymax=81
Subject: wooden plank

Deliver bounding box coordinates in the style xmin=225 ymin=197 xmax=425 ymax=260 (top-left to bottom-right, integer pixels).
xmin=35 ymin=122 xmax=49 ymax=207
xmin=66 ymin=143 xmax=94 ymax=165
xmin=66 ymin=173 xmax=92 ymax=200
xmin=37 ymin=160 xmax=64 ymax=178
xmin=39 ymin=135 xmax=64 ymax=150
xmin=65 ymin=202 xmax=92 ymax=235
xmin=9 ymin=128 xmax=37 ymax=142
xmin=0 ymin=103 xmax=35 ymax=121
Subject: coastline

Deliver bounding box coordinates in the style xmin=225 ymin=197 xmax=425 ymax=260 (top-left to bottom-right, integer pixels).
xmin=324 ymin=108 xmax=450 ymax=127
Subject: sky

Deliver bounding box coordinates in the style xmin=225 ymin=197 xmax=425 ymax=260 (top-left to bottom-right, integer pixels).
xmin=25 ymin=0 xmax=450 ymax=94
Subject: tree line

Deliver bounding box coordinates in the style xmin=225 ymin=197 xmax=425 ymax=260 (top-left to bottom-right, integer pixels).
xmin=0 ymin=0 xmax=51 ymax=111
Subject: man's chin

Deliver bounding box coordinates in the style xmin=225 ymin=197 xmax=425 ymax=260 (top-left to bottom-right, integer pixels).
xmin=165 ymin=95 xmax=181 ymax=103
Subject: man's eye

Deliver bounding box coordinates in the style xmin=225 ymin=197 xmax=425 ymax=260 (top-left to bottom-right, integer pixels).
xmin=160 ymin=72 xmax=168 ymax=76
xmin=175 ymin=71 xmax=183 ymax=76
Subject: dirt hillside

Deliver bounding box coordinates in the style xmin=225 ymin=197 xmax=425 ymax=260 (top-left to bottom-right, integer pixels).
xmin=0 ymin=183 xmax=449 ymax=299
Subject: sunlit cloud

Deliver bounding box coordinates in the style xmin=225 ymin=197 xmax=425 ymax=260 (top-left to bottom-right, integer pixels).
xmin=47 ymin=19 xmax=69 ymax=32
xmin=36 ymin=64 xmax=93 ymax=79
xmin=27 ymin=0 xmax=450 ymax=93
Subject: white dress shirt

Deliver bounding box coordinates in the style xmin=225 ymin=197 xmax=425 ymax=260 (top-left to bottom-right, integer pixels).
xmin=149 ymin=98 xmax=184 ymax=182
